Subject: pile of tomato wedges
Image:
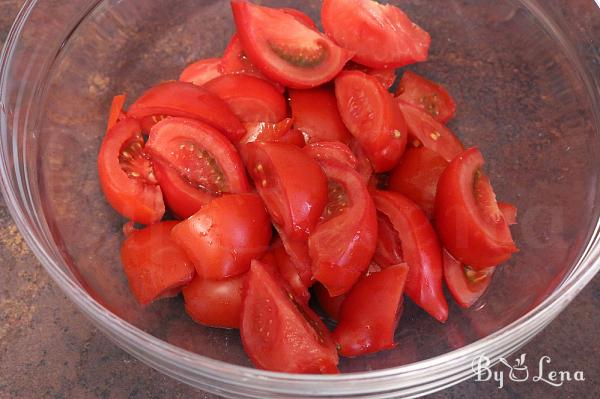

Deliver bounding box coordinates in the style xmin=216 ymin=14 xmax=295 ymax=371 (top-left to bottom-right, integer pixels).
xmin=98 ymin=0 xmax=518 ymax=373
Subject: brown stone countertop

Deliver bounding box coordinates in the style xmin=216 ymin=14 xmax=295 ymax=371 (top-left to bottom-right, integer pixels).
xmin=1 ymin=0 xmax=599 ymax=398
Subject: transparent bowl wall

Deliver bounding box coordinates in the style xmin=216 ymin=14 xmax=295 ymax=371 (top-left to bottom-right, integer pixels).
xmin=1 ymin=0 xmax=599 ymax=398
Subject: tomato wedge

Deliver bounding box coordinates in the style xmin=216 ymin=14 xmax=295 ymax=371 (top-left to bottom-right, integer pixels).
xmin=372 ymin=191 xmax=448 ymax=323
xmin=443 ymin=249 xmax=495 ymax=309
xmin=373 ymin=212 xmax=404 ymax=268
xmin=349 ymin=139 xmax=374 ymax=185
xmin=120 ymin=221 xmax=194 ymax=305
xmin=171 ymin=193 xmax=272 ymax=279
xmin=313 ymin=283 xmax=345 ymax=321
xmin=309 ymin=160 xmax=378 ymax=296
xmin=498 ymin=201 xmax=518 ymax=225
xmin=145 ymin=117 xmax=250 ymax=218
xmin=434 ymin=147 xmax=517 ymax=269
xmin=279 ymin=8 xmax=318 ymax=30
xmin=345 ymin=61 xmax=397 ymax=89
xmin=179 ymin=58 xmax=222 ymax=86
xmin=127 ymin=81 xmax=245 ymax=141
xmin=332 ymin=264 xmax=409 ymax=357
xmin=98 ymin=118 xmax=164 ymax=224
xmin=289 ymin=88 xmax=352 ymax=144
xmin=269 ymin=238 xmax=311 ymax=304
xmin=322 ymin=0 xmax=430 ymax=69
xmin=396 ymin=100 xmax=463 ymax=162
xmin=241 ymin=260 xmax=339 ymax=373
xmin=245 ymin=141 xmax=328 ymax=240
xmin=396 ymin=71 xmax=456 ymax=123
xmin=304 ymin=142 xmax=357 ymax=170
xmin=388 ymin=146 xmax=449 ymax=217
xmin=335 ymin=70 xmax=407 ymax=172
xmin=231 ymin=0 xmax=353 ymax=89
xmin=183 ymin=273 xmax=246 ymax=328
xmin=203 ymin=74 xmax=287 ymax=123
xmin=277 ymin=229 xmax=314 ymax=288
xmin=239 ymin=118 xmax=305 ymax=148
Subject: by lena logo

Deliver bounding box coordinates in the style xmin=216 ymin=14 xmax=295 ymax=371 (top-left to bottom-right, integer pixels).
xmin=471 ymin=354 xmax=585 ymax=389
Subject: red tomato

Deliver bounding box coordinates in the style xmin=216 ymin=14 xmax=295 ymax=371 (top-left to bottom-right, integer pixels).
xmin=179 ymin=58 xmax=222 ymax=86
xmin=289 ymin=88 xmax=352 ymax=144
xmin=145 ymin=117 xmax=250 ymax=218
xmin=203 ymin=74 xmax=287 ymax=123
xmin=106 ymin=94 xmax=126 ymax=133
xmin=396 ymin=100 xmax=463 ymax=162
xmin=443 ymin=249 xmax=495 ymax=309
xmin=304 ymin=142 xmax=357 ymax=170
xmin=388 ymin=146 xmax=449 ymax=217
xmin=241 ymin=260 xmax=339 ymax=373
xmin=231 ymin=0 xmax=353 ymax=89
xmin=309 ymin=160 xmax=378 ymax=296
xmin=120 ymin=221 xmax=194 ymax=305
xmin=372 ymin=191 xmax=448 ymax=323
xmin=127 ymin=81 xmax=245 ymax=141
xmin=498 ymin=201 xmax=518 ymax=225
xmin=345 ymin=61 xmax=397 ymax=89
xmin=322 ymin=0 xmax=430 ymax=69
xmin=182 ymin=273 xmax=246 ymax=329
xmin=279 ymin=8 xmax=318 ymax=29
xmin=434 ymin=148 xmax=517 ymax=269
xmin=220 ymin=34 xmax=272 ymax=82
xmin=98 ymin=118 xmax=164 ymax=224
xmin=270 ymin=238 xmax=311 ymax=304
xmin=171 ymin=193 xmax=272 ymax=279
xmin=277 ymin=229 xmax=313 ymax=288
xmin=349 ymin=139 xmax=374 ymax=185
xmin=313 ymin=283 xmax=345 ymax=321
xmin=332 ymin=264 xmax=409 ymax=357
xmin=245 ymin=141 xmax=328 ymax=240
xmin=373 ymin=213 xmax=403 ymax=268
xmin=396 ymin=71 xmax=456 ymax=124
xmin=335 ymin=71 xmax=407 ymax=172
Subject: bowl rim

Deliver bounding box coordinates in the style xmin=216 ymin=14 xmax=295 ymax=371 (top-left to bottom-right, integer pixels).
xmin=1 ymin=0 xmax=600 ymax=396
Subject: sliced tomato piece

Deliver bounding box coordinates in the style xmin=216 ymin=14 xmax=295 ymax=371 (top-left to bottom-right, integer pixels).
xmin=183 ymin=273 xmax=246 ymax=329
xmin=289 ymin=88 xmax=352 ymax=144
xmin=179 ymin=58 xmax=222 ymax=86
xmin=277 ymin=228 xmax=313 ymax=288
xmin=246 ymin=141 xmax=328 ymax=240
xmin=145 ymin=117 xmax=249 ymax=218
xmin=373 ymin=212 xmax=404 ymax=268
xmin=434 ymin=148 xmax=517 ymax=269
xmin=241 ymin=260 xmax=339 ymax=373
xmin=322 ymin=0 xmax=430 ymax=69
xmin=498 ymin=201 xmax=518 ymax=225
xmin=304 ymin=142 xmax=357 ymax=170
xmin=221 ymin=34 xmax=271 ymax=80
xmin=171 ymin=193 xmax=272 ymax=279
xmin=396 ymin=100 xmax=463 ymax=162
xmin=349 ymin=139 xmax=374 ymax=185
xmin=120 ymin=221 xmax=194 ymax=305
xmin=313 ymin=283 xmax=345 ymax=321
xmin=279 ymin=8 xmax=318 ymax=29
xmin=98 ymin=118 xmax=164 ymax=224
xmin=309 ymin=160 xmax=377 ymax=296
xmin=239 ymin=119 xmax=305 ymax=152
xmin=332 ymin=264 xmax=409 ymax=357
xmin=443 ymin=249 xmax=495 ymax=309
xmin=396 ymin=71 xmax=456 ymax=123
xmin=345 ymin=61 xmax=397 ymax=89
xmin=203 ymin=74 xmax=287 ymax=123
xmin=127 ymin=81 xmax=245 ymax=141
xmin=388 ymin=146 xmax=449 ymax=217
xmin=270 ymin=238 xmax=311 ymax=304
xmin=335 ymin=71 xmax=407 ymax=172
xmin=106 ymin=94 xmax=126 ymax=133
xmin=231 ymin=0 xmax=353 ymax=89
xmin=373 ymin=191 xmax=448 ymax=323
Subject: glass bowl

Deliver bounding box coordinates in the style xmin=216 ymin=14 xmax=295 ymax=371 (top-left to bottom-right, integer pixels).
xmin=1 ymin=0 xmax=599 ymax=397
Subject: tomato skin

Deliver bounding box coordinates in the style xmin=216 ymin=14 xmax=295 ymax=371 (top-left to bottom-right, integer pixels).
xmin=373 ymin=213 xmax=404 ymax=267
xmin=277 ymin=229 xmax=314 ymax=288
xmin=498 ymin=201 xmax=518 ymax=226
xmin=372 ymin=191 xmax=448 ymax=323
xmin=322 ymin=0 xmax=430 ymax=69
xmin=203 ymin=74 xmax=287 ymax=123
xmin=246 ymin=141 xmax=328 ymax=240
xmin=345 ymin=62 xmax=397 ymax=89
xmin=443 ymin=249 xmax=494 ymax=309
xmin=396 ymin=71 xmax=456 ymax=124
xmin=231 ymin=0 xmax=353 ymax=89
xmin=313 ymin=283 xmax=345 ymax=321
xmin=332 ymin=264 xmax=409 ymax=357
xmin=396 ymin=100 xmax=463 ymax=162
xmin=106 ymin=94 xmax=126 ymax=133
xmin=179 ymin=58 xmax=222 ymax=86
xmin=127 ymin=81 xmax=245 ymax=141
xmin=270 ymin=238 xmax=311 ymax=304
xmin=98 ymin=118 xmax=165 ymax=225
xmin=182 ymin=273 xmax=246 ymax=329
xmin=171 ymin=193 xmax=272 ymax=279
xmin=241 ymin=260 xmax=339 ymax=373
xmin=120 ymin=221 xmax=194 ymax=305
xmin=289 ymin=88 xmax=352 ymax=144
xmin=304 ymin=142 xmax=357 ymax=170
xmin=309 ymin=160 xmax=378 ymax=297
xmin=335 ymin=70 xmax=407 ymax=172
xmin=434 ymin=148 xmax=517 ymax=269
xmin=388 ymin=146 xmax=449 ymax=217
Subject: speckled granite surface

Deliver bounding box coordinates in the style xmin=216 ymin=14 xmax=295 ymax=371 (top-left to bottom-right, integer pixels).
xmin=1 ymin=0 xmax=599 ymax=398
